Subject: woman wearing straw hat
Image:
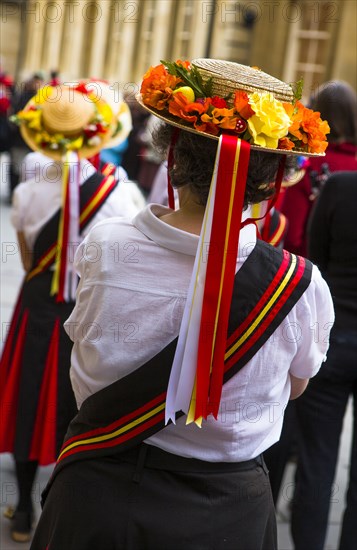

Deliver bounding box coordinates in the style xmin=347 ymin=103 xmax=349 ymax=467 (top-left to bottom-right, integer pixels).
xmin=30 ymin=59 xmax=333 ymax=550
xmin=0 ymin=82 xmax=144 ymax=542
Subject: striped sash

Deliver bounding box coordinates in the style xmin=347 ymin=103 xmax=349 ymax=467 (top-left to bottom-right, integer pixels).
xmin=261 ymin=209 xmax=288 ymax=247
xmin=26 ymin=165 xmax=118 ymax=283
xmin=42 ymin=240 xmax=312 ymax=504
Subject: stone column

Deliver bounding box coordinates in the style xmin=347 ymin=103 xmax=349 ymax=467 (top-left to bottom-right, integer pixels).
xmin=59 ymin=0 xmax=87 ymax=80
xmin=86 ymin=1 xmax=112 ymax=78
xmin=133 ymin=0 xmax=174 ymax=83
xmin=40 ymin=0 xmax=66 ymax=73
xmin=21 ymin=0 xmax=46 ymax=77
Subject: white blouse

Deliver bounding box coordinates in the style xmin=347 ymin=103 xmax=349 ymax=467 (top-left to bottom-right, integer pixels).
xmin=11 ymin=152 xmax=146 ymax=249
xmin=65 ymin=204 xmax=335 ymax=462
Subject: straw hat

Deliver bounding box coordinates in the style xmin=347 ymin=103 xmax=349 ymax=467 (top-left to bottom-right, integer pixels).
xmin=85 ymin=80 xmax=132 ymax=148
xmin=14 ymin=84 xmax=116 ymax=160
xmin=137 ymin=58 xmax=330 ymax=156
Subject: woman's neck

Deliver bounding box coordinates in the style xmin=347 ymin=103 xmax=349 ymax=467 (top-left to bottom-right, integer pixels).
xmin=159 ymin=186 xmax=205 ymax=235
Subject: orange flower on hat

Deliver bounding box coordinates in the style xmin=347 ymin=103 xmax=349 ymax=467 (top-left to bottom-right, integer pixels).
xmin=140 ymin=64 xmax=182 ymax=111
xmin=169 ymin=92 xmax=210 ymax=123
xmin=278 ymin=137 xmax=295 ymax=150
xmin=284 ymin=101 xmax=330 ymax=154
xmin=195 ymin=121 xmax=220 ymax=136
xmin=169 ymin=92 xmax=197 ymax=122
xmin=175 ymin=59 xmax=191 ymax=70
xmin=301 ymin=107 xmax=330 ymax=154
xmin=234 ymin=91 xmax=255 ymax=120
xmin=201 ymin=107 xmax=237 ymax=130
xmin=283 ymin=101 xmax=305 ymax=141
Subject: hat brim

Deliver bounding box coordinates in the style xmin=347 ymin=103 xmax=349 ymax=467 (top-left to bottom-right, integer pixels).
xmin=104 ymin=102 xmax=132 ymax=149
xmin=282 ymin=168 xmax=306 ymax=187
xmin=136 ymin=94 xmax=325 ymax=158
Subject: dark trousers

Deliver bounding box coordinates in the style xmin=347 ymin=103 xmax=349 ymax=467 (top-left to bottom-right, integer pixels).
xmin=291 ymin=329 xmax=357 ymax=550
xmin=31 ymin=444 xmax=277 ymax=550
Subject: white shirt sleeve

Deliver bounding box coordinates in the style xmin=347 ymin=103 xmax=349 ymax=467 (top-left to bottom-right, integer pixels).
xmin=288 ymin=264 xmax=335 ymax=379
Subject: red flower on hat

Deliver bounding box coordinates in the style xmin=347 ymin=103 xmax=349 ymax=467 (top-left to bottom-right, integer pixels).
xmin=74 ymin=82 xmax=90 ymax=95
xmin=211 ymin=96 xmax=228 ymax=108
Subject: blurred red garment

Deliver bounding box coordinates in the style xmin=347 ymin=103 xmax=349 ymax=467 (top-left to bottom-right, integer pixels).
xmin=281 ymin=142 xmax=357 ymax=256
xmin=0 ymin=96 xmax=10 ymax=113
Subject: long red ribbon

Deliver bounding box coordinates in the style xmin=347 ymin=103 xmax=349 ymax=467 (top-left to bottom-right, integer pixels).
xmin=195 ymin=136 xmax=251 ymax=420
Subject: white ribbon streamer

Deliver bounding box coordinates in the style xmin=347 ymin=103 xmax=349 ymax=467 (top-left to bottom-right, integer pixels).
xmin=165 ymin=137 xmax=222 ymax=424
xmin=64 ymin=152 xmax=81 ymax=302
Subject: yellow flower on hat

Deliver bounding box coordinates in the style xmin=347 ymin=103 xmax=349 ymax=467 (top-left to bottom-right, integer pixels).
xmin=247 ymin=92 xmax=291 ymax=149
xmin=89 ymin=93 xmax=113 ymax=126
xmin=66 ymin=136 xmax=84 ymax=150
xmin=33 ymin=86 xmax=54 ymax=105
xmin=27 ymin=110 xmax=42 ymax=130
xmin=17 ymin=108 xmax=39 ymax=121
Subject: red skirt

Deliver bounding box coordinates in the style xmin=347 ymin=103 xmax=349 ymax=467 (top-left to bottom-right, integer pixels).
xmin=0 ymin=271 xmax=77 ymax=465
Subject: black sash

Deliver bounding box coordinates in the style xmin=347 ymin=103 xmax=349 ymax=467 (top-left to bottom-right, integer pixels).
xmin=42 ymin=241 xmax=312 ymax=504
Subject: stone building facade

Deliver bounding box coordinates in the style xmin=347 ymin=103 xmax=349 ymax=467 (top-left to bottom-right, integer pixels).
xmin=1 ymin=0 xmax=356 ymax=99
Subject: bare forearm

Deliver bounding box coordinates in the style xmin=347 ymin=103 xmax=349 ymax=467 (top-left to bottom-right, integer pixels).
xmin=289 ymin=374 xmax=309 ymax=400
xmin=17 ymin=231 xmax=33 ymax=272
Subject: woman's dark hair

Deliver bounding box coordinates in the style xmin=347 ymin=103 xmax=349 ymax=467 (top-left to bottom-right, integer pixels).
xmin=153 ymin=123 xmax=294 ymax=207
xmin=309 ymin=81 xmax=357 ymax=145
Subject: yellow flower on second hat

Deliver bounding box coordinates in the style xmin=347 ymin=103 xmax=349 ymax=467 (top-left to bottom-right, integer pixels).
xmin=247 ymin=92 xmax=291 ymax=149
xmin=89 ymin=92 xmax=113 ymax=125
xmin=27 ymin=110 xmax=42 ymax=130
xmin=34 ymin=130 xmax=51 ymax=144
xmin=18 ymin=109 xmax=40 ymax=121
xmin=33 ymin=86 xmax=54 ymax=105
xmin=67 ymin=136 xmax=83 ymax=150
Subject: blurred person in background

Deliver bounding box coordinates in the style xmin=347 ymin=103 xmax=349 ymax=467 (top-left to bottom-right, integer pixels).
xmin=264 ymin=80 xmax=357 ymax=508
xmin=136 ymin=113 xmax=163 ymax=197
xmin=49 ymin=70 xmax=61 ymax=87
xmin=0 ymin=82 xmax=144 ymax=543
xmin=121 ymin=91 xmax=150 ymax=182
xmin=291 ymin=169 xmax=357 ymax=550
xmin=8 ymin=72 xmax=45 ymax=196
xmin=281 ymin=80 xmax=357 ymax=257
xmin=0 ymin=71 xmax=14 ymax=154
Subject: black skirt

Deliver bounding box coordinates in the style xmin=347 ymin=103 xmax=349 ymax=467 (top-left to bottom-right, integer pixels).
xmin=0 ymin=271 xmax=77 ymax=464
xmin=30 ymin=444 xmax=277 ymax=550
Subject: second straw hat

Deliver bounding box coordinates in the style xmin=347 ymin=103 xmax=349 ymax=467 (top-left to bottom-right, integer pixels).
xmin=14 ymin=84 xmax=116 ymax=160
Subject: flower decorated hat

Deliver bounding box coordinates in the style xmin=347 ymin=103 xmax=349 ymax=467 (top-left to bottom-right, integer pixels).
xmin=137 ymin=59 xmax=330 ymax=428
xmin=137 ymin=58 xmax=329 ymax=155
xmin=13 ymin=83 xmax=117 ymax=160
xmin=11 ymin=83 xmax=119 ymax=304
